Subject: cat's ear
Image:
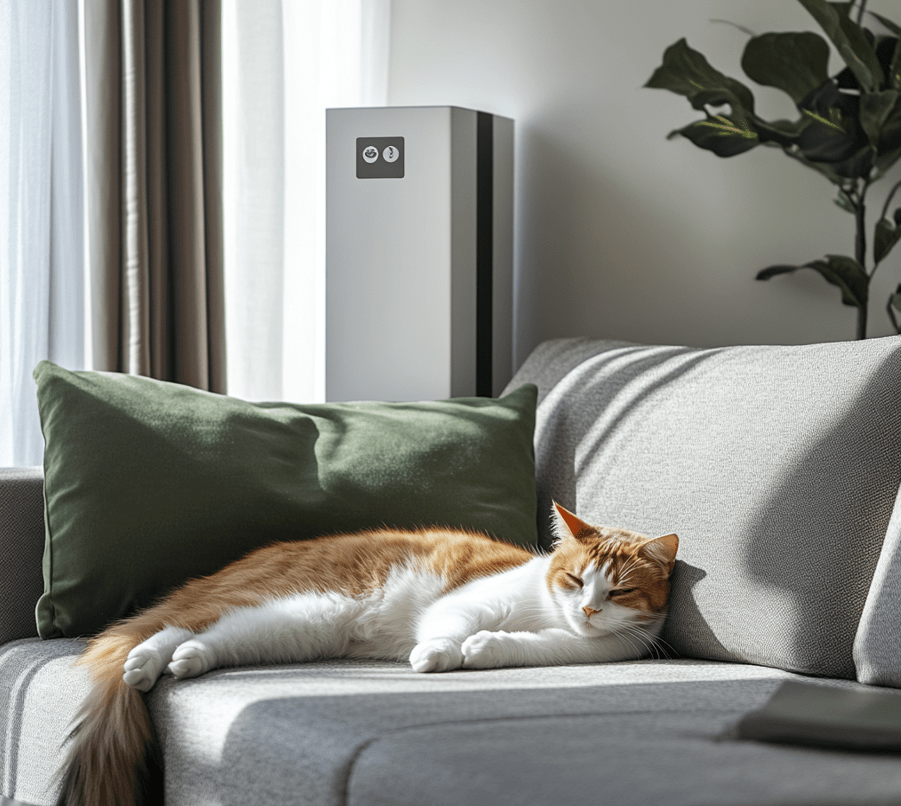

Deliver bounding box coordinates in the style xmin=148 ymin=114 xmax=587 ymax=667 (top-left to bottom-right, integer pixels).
xmin=551 ymin=501 xmax=593 ymax=543
xmin=640 ymin=533 xmax=679 ymax=574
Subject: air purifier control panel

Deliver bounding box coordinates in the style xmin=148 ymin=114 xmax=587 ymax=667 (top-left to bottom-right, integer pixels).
xmin=356 ymin=137 xmax=404 ymax=179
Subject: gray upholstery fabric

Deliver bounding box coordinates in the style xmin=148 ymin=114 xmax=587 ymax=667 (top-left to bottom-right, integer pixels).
xmin=348 ymin=708 xmax=901 ymax=806
xmin=854 ymin=486 xmax=901 ymax=687
xmin=3 ymin=634 xmax=814 ymax=806
xmin=505 ymin=337 xmax=901 ymax=680
xmin=0 ymin=468 xmax=45 ymax=645
xmin=0 ymin=638 xmax=87 ymax=805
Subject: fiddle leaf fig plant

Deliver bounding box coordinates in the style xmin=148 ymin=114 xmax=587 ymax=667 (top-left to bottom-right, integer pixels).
xmin=646 ymin=0 xmax=901 ymax=339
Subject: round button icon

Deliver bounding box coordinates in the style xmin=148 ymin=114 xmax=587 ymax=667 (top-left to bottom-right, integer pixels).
xmin=382 ymin=145 xmax=400 ymax=163
xmin=362 ymin=145 xmax=379 ymax=164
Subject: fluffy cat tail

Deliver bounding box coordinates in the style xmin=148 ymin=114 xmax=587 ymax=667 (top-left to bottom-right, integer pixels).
xmin=55 ymin=626 xmax=163 ymax=806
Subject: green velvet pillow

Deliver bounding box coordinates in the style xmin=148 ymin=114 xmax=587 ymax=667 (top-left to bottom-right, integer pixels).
xmin=33 ymin=361 xmax=538 ymax=638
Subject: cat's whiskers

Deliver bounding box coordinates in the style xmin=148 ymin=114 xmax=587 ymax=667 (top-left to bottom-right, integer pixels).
xmin=610 ymin=623 xmax=649 ymax=658
xmin=613 ymin=621 xmax=660 ymax=659
xmin=641 ymin=625 xmax=676 ymax=660
xmin=616 ymin=617 xmax=671 ymax=660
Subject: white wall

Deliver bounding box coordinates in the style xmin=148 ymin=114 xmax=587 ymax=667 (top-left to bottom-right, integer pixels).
xmin=387 ymin=0 xmax=900 ymax=368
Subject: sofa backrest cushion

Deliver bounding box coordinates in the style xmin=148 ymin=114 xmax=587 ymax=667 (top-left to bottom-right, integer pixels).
xmin=506 ymin=337 xmax=901 ymax=681
xmin=33 ymin=361 xmax=538 ymax=638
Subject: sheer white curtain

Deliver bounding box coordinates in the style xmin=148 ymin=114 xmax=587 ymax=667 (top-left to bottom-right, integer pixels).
xmin=1 ymin=0 xmax=387 ymax=466
xmin=0 ymin=0 xmax=84 ymax=467
xmin=222 ymin=0 xmax=390 ymax=402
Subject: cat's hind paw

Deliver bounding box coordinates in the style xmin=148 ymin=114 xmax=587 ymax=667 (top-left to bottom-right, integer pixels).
xmin=167 ymin=640 xmax=216 ymax=680
xmin=123 ymin=648 xmax=167 ymax=692
xmin=409 ymin=639 xmax=464 ymax=673
xmin=462 ymin=630 xmax=511 ymax=670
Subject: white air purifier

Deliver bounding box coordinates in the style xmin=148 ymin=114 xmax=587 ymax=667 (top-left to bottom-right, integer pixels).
xmin=325 ymin=106 xmax=513 ymax=402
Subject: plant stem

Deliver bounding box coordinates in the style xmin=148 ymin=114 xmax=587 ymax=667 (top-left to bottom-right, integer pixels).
xmin=857 ymin=201 xmax=867 ymax=270
xmin=856 ymin=0 xmax=868 ymax=26
xmin=856 ymin=183 xmax=869 ymax=339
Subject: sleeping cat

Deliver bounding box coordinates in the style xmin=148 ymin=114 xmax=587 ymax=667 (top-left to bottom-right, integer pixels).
xmin=56 ymin=502 xmax=677 ymax=806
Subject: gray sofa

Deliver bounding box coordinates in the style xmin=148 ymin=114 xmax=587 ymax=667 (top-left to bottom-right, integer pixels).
xmin=5 ymin=336 xmax=901 ymax=806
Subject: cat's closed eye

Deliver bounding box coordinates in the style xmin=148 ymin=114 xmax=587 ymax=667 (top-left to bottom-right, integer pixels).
xmin=565 ymin=572 xmax=583 ymax=588
xmin=609 ymin=588 xmax=636 ymax=598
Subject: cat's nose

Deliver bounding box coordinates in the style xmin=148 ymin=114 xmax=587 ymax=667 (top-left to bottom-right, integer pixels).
xmin=582 ymin=606 xmax=599 ymax=617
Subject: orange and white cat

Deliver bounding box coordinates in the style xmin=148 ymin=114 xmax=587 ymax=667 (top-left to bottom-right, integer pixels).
xmin=56 ymin=503 xmax=677 ymax=806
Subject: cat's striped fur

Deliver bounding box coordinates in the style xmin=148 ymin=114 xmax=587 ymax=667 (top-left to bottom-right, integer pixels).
xmin=55 ymin=503 xmax=677 ymax=806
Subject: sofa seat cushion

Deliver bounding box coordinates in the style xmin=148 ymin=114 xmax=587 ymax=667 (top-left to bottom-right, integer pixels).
xmin=348 ymin=708 xmax=901 ymax=806
xmin=7 ymin=636 xmax=896 ymax=806
xmin=148 ymin=657 xmax=797 ymax=806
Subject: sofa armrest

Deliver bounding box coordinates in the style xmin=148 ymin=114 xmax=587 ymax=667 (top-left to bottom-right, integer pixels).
xmin=0 ymin=467 xmax=45 ymax=644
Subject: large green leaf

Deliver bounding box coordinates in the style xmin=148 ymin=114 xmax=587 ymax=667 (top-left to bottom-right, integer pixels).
xmin=890 ymin=38 xmax=901 ymax=93
xmin=757 ymin=254 xmax=869 ymax=308
xmin=645 ymin=38 xmax=756 ymax=121
xmin=875 ymin=215 xmax=901 ymax=265
xmin=797 ymin=0 xmax=884 ymax=92
xmin=860 ymin=90 xmax=900 ymax=147
xmin=834 ymin=36 xmax=900 ymax=91
xmin=796 ymin=109 xmax=864 ymax=162
xmin=870 ymin=14 xmax=901 ymax=91
xmin=741 ymin=32 xmax=830 ymax=104
xmin=753 ymin=116 xmax=807 ymax=144
xmin=796 ymin=80 xmax=874 ymax=177
xmin=874 ymin=93 xmax=901 ymax=168
xmin=668 ymin=114 xmax=759 ymax=157
xmin=880 ymin=35 xmax=901 ymax=92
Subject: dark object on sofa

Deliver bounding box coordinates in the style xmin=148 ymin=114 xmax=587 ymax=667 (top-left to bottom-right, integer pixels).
xmin=735 ymin=679 xmax=901 ymax=752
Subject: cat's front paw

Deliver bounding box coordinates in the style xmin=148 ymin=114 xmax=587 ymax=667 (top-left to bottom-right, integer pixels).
xmin=167 ymin=640 xmax=216 ymax=680
xmin=123 ymin=648 xmax=167 ymax=692
xmin=462 ymin=630 xmax=511 ymax=670
xmin=409 ymin=639 xmax=464 ymax=673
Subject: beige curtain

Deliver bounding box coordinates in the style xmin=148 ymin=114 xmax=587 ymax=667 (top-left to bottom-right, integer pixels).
xmin=83 ymin=0 xmax=226 ymax=392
